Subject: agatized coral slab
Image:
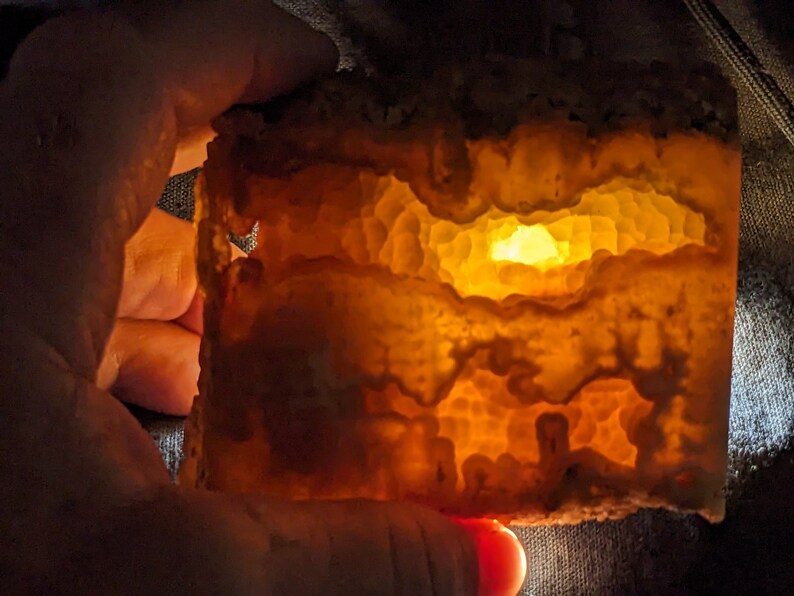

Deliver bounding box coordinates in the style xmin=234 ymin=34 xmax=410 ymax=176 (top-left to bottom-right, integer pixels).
xmin=181 ymin=58 xmax=740 ymax=524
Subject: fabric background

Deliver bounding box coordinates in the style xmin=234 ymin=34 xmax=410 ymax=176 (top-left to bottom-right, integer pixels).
xmin=148 ymin=1 xmax=794 ymax=593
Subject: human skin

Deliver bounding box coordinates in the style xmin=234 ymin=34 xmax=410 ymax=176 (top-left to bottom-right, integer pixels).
xmin=0 ymin=2 xmax=525 ymax=594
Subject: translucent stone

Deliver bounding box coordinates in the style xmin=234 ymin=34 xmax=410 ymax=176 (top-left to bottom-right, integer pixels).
xmin=181 ymin=58 xmax=740 ymax=524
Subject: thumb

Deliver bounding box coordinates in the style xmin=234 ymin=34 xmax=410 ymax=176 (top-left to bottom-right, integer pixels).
xmin=56 ymin=493 xmax=460 ymax=594
xmin=58 ymin=488 xmax=527 ymax=596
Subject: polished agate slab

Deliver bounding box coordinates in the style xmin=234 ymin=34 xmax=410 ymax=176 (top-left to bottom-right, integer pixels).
xmin=180 ymin=58 xmax=740 ymax=524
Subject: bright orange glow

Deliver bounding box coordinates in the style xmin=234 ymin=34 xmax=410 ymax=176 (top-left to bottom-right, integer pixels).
xmin=247 ymin=173 xmax=707 ymax=301
xmin=490 ymin=224 xmax=565 ymax=269
xmin=365 ymin=376 xmax=653 ymax=489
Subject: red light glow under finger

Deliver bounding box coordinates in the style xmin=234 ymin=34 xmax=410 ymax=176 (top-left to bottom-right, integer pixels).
xmin=453 ymin=518 xmax=528 ymax=596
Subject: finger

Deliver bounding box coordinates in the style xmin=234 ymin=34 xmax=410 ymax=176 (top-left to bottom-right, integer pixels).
xmin=120 ymin=207 xmax=245 ymax=332
xmin=1 ymin=3 xmax=337 ymax=375
xmin=298 ymin=500 xmax=479 ymax=595
xmin=96 ymin=318 xmax=200 ymax=415
xmin=120 ymin=208 xmax=197 ymax=324
xmin=174 ymin=291 xmax=206 ymax=336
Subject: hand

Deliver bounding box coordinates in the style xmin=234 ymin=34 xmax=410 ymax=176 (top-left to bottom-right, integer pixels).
xmin=0 ymin=3 xmax=526 ymax=594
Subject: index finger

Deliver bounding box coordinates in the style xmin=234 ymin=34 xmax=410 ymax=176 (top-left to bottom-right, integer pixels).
xmin=0 ymin=1 xmax=337 ymax=374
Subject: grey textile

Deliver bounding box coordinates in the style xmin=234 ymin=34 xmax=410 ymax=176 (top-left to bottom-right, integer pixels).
xmin=149 ymin=1 xmax=794 ymax=593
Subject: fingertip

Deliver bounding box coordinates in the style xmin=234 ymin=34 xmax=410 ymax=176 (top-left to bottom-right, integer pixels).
xmin=453 ymin=518 xmax=528 ymax=596
xmin=243 ymin=5 xmax=339 ymax=102
xmin=174 ymin=291 xmax=204 ymax=336
xmin=102 ymin=319 xmax=200 ymax=416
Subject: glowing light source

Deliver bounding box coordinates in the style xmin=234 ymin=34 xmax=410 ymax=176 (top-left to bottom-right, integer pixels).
xmin=489 ymin=224 xmax=565 ymax=269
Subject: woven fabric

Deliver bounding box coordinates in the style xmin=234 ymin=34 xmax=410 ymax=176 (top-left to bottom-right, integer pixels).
xmin=147 ymin=1 xmax=794 ymax=593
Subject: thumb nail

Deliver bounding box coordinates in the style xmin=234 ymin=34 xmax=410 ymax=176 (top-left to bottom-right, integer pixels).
xmin=453 ymin=518 xmax=527 ymax=596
